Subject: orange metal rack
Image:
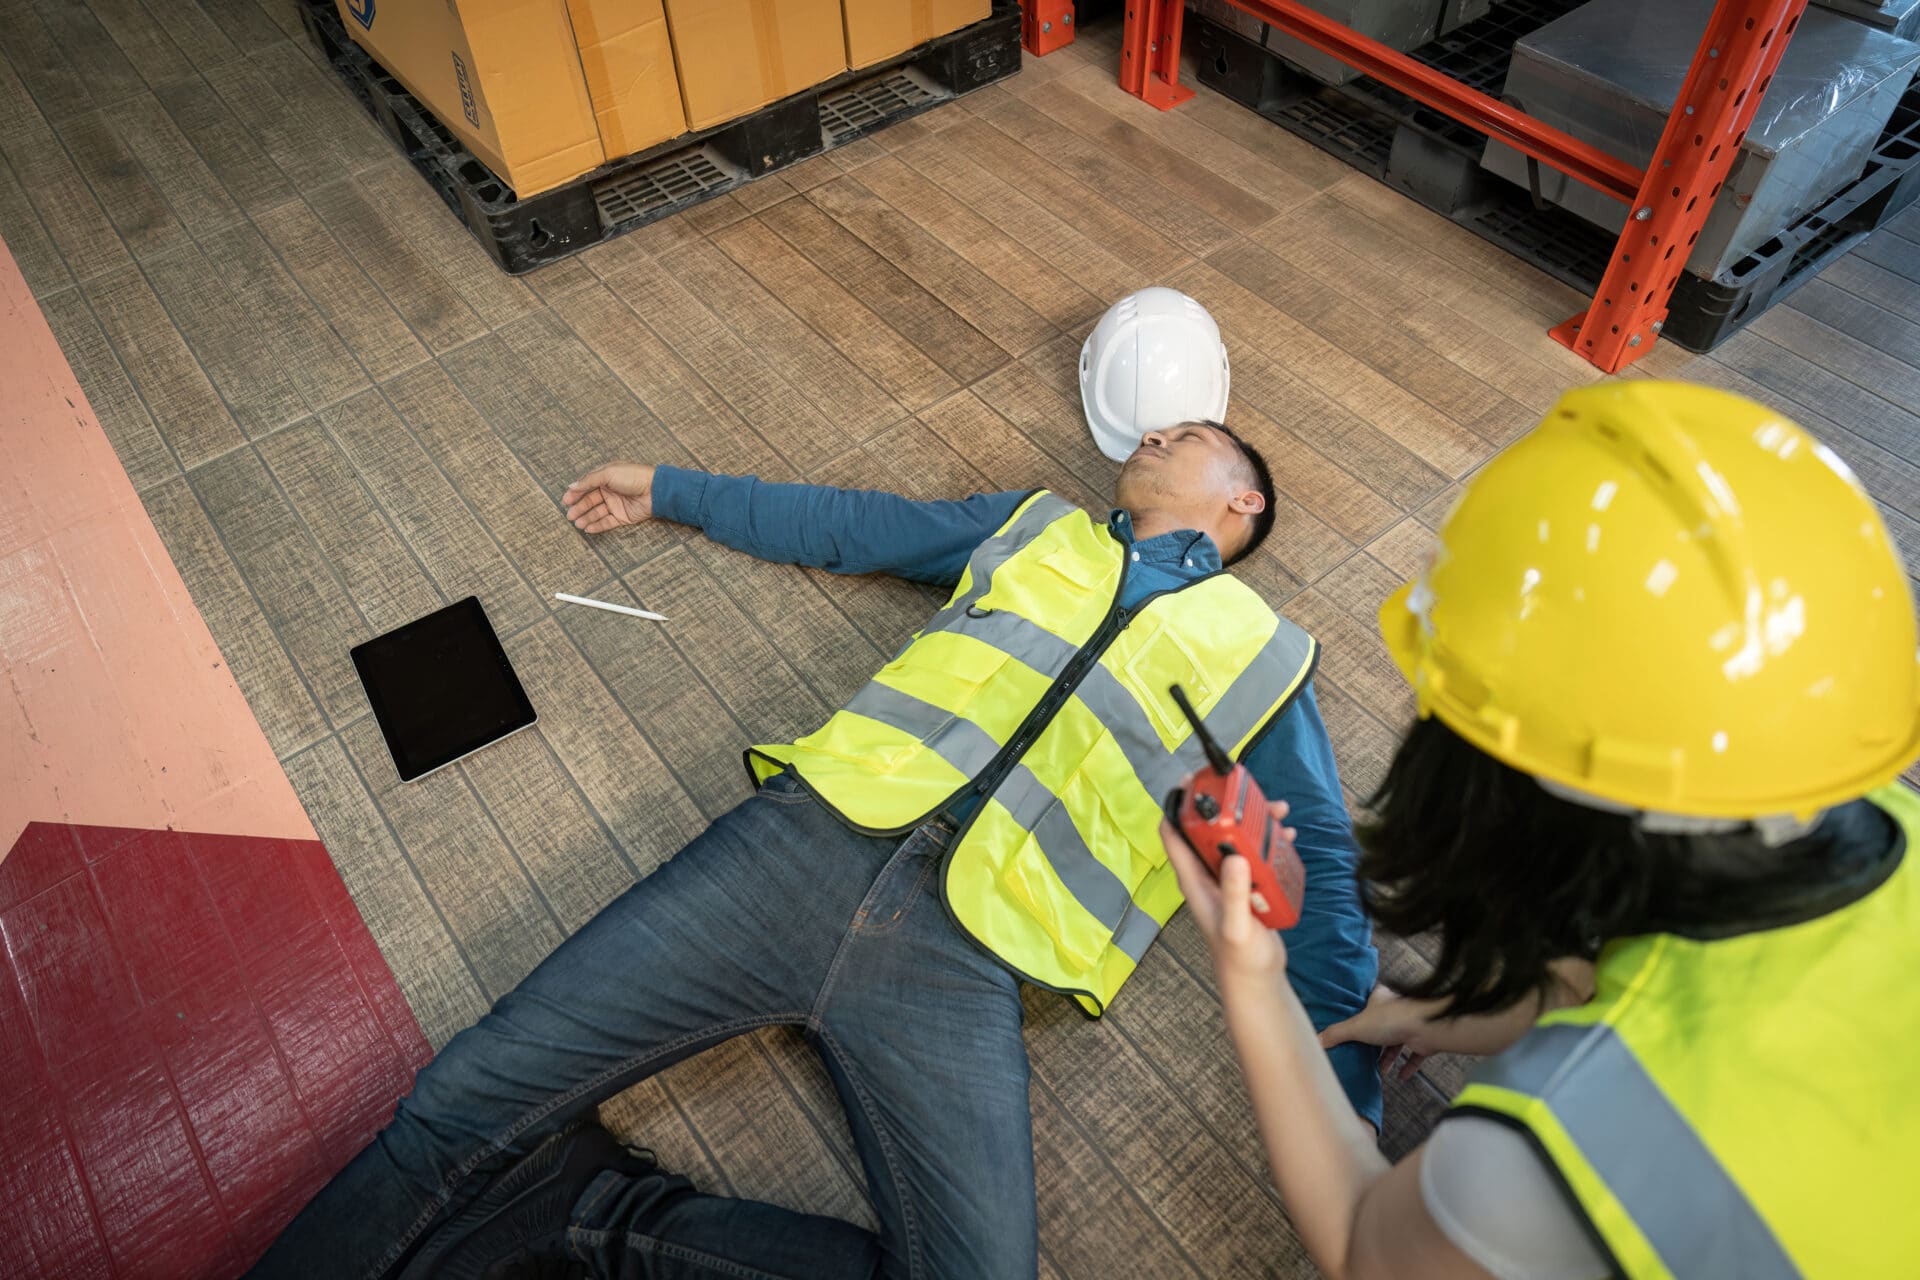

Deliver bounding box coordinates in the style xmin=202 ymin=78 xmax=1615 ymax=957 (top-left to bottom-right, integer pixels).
xmin=1119 ymin=0 xmax=1812 ymax=371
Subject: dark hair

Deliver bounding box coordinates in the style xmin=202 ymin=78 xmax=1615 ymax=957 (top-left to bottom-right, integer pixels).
xmin=1357 ymin=717 xmax=1870 ymax=1018
xmin=1198 ymin=420 xmax=1276 ymax=566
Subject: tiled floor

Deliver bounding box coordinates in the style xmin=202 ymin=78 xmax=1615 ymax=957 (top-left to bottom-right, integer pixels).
xmin=3 ymin=2 xmax=1919 ymax=1273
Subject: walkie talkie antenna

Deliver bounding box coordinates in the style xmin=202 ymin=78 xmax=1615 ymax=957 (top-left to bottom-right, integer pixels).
xmin=1169 ymin=684 xmax=1233 ymax=776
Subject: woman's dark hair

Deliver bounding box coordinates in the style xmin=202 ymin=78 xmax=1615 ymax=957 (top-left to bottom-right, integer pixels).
xmin=1356 ymin=717 xmax=1879 ymax=1018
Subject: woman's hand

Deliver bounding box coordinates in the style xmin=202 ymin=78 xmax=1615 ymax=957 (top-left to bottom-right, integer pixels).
xmin=1320 ymin=985 xmax=1442 ymax=1082
xmin=1161 ymin=802 xmax=1294 ymax=989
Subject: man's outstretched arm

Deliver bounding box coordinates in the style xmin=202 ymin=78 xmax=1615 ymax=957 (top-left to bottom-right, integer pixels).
xmin=563 ymin=462 xmax=1027 ymax=587
xmin=1239 ymin=681 xmax=1385 ymax=1132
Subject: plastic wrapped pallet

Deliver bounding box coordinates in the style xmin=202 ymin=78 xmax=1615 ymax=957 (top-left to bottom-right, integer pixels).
xmin=1263 ymin=0 xmax=1444 ymax=86
xmin=1481 ymin=0 xmax=1920 ymax=278
xmin=1189 ymin=0 xmax=1270 ymax=44
xmin=1815 ymin=0 xmax=1920 ymax=41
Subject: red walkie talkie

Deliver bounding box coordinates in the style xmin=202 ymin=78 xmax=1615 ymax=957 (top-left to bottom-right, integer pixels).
xmin=1166 ymin=684 xmax=1306 ymax=930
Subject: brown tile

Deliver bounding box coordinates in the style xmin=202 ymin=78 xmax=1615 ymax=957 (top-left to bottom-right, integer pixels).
xmin=305 ymin=178 xmax=489 ymax=353
xmin=190 ymin=442 xmax=373 ymax=726
xmin=381 ymin=361 xmax=609 ymax=598
xmin=1213 ymin=237 xmax=1529 ymax=445
xmin=0 ymin=120 xmax=131 ymax=282
xmin=340 ymin=716 xmax=564 ymax=1000
xmin=1176 ymin=258 xmax=1490 ymax=480
xmin=500 ymin=620 xmax=707 ymax=877
xmin=661 ymin=237 xmax=905 ymax=442
xmin=255 ymin=417 xmax=445 ymax=636
xmin=191 ymin=0 xmax=286 ymax=53
xmin=54 ymin=109 xmax=188 ymax=258
xmin=84 ymin=0 xmax=197 ymax=87
xmin=0 ymin=0 xmax=95 ymax=122
xmin=758 ymin=194 xmax=1007 ymax=385
xmin=141 ymin=238 xmax=308 ymax=436
xmin=892 ymin=130 xmax=1153 ymax=305
xmin=436 ymin=334 xmax=642 ymax=576
xmin=596 ymin=255 xmax=849 ymax=474
xmin=38 ymin=288 xmax=175 ymax=491
xmin=646 ymin=1032 xmax=874 ymax=1228
xmin=0 ymin=150 xmax=73 ymax=296
xmin=555 ymin=570 xmax=755 ymax=821
xmin=139 ymin=474 xmax=326 ymax=755
xmin=150 ymin=76 xmax=297 ymax=218
xmin=1015 ymin=78 xmax=1279 ymax=235
xmin=101 ymin=96 xmax=245 ymax=237
xmin=1024 ymin=1024 xmax=1204 ymax=1279
xmin=808 ymin=175 xmax=1055 ymax=358
xmin=1281 ymin=587 xmax=1417 ymax=731
xmin=252 ymin=196 xmax=428 ymax=383
xmin=201 ymin=54 xmax=357 ymax=191
xmin=357 ymin=163 xmax=538 ymax=330
xmin=283 ymin=737 xmax=490 ymax=1049
xmin=628 ymin=548 xmax=834 ymax=750
xmin=83 ymin=260 xmax=243 ymax=469
xmin=319 ymin=389 xmax=545 ymax=633
xmin=684 ymin=539 xmax=884 ymax=714
xmin=23 ymin=0 xmax=146 ymax=112
xmin=851 ymin=153 xmax=1103 ymax=331
xmin=917 ymin=389 xmax=1105 ymax=513
xmin=546 ymin=283 xmax=791 ymax=480
xmin=249 ymin=40 xmax=394 ymax=173
xmin=971 ymin=355 xmax=1120 ymax=505
xmin=978 ymin=95 xmax=1237 ymax=260
xmin=1030 ymin=972 xmax=1315 ymax=1275
xmin=709 ymin=215 xmax=957 ymax=414
xmin=458 ymin=725 xmax=639 ymax=935
xmin=519 ymin=255 xmax=599 ymax=303
xmin=203 ymin=219 xmax=368 ymax=410
xmin=135 ymin=0 xmax=243 ymax=74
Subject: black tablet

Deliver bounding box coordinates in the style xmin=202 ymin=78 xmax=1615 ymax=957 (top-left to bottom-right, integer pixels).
xmin=350 ymin=596 xmax=537 ymax=782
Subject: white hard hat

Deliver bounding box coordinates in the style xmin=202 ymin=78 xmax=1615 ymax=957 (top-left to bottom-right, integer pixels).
xmin=1079 ymin=287 xmax=1231 ymax=463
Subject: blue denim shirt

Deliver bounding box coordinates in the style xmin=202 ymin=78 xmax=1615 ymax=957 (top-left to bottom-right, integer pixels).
xmin=654 ymin=467 xmax=1383 ymax=1126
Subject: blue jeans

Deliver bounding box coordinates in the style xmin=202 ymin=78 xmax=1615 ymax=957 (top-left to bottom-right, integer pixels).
xmin=250 ymin=773 xmax=1038 ymax=1279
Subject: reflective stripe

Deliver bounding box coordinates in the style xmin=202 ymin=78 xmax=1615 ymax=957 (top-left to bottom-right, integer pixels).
xmin=993 ymin=766 xmax=1134 ymax=931
xmin=938 ymin=608 xmax=1078 ymax=679
xmin=1110 ymin=902 xmax=1163 ymax=963
xmin=842 ymin=682 xmax=1003 ymax=778
xmin=1476 ymin=1024 xmax=1801 ymax=1280
xmin=927 ymin=494 xmax=1080 ymax=632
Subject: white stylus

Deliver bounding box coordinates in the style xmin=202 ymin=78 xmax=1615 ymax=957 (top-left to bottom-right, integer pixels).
xmin=554 ymin=592 xmax=668 ymax=622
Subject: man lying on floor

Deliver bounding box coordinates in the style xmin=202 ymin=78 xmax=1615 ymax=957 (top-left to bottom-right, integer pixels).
xmin=252 ymin=420 xmax=1380 ymax=1280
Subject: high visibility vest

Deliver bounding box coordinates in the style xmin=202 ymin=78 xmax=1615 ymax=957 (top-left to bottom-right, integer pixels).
xmin=1452 ymin=784 xmax=1920 ymax=1279
xmin=747 ymin=492 xmax=1317 ymax=1014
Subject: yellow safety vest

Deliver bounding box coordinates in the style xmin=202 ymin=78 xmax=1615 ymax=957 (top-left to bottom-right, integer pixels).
xmin=1452 ymin=784 xmax=1920 ymax=1279
xmin=747 ymin=492 xmax=1317 ymax=1014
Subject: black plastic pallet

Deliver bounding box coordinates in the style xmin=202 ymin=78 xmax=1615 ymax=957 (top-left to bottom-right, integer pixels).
xmin=299 ymin=0 xmax=1021 ymax=273
xmin=1191 ymin=1 xmax=1920 ymax=353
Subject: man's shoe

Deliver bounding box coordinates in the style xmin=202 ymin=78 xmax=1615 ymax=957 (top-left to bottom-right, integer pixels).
xmin=397 ymin=1119 xmax=657 ymax=1280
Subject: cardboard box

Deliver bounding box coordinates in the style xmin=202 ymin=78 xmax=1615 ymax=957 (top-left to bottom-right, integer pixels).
xmin=841 ymin=0 xmax=990 ymax=69
xmin=565 ymin=0 xmax=688 ymax=159
xmin=336 ymin=0 xmax=606 ymax=197
xmin=662 ymin=0 xmax=846 ymax=131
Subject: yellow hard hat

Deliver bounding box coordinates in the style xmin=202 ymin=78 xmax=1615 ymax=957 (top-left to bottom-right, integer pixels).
xmin=1380 ymin=381 xmax=1920 ymax=820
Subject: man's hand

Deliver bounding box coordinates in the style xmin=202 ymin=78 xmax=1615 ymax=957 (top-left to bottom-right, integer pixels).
xmin=563 ymin=463 xmax=656 ymax=533
xmin=1161 ymin=802 xmax=1293 ymax=989
xmin=1320 ymin=985 xmax=1439 ymax=1082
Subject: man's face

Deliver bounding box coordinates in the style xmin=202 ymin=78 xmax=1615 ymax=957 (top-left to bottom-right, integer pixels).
xmin=1114 ymin=422 xmax=1250 ymax=510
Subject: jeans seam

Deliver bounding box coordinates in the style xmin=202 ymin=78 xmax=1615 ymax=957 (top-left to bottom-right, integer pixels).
xmin=368 ymin=1011 xmax=810 ymax=1280
xmin=850 ymin=851 xmax=939 ymax=938
xmin=569 ymin=1226 xmax=820 ymax=1280
xmin=814 ymin=1026 xmax=925 ymax=1280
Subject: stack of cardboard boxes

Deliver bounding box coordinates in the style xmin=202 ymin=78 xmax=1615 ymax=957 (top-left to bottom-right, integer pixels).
xmin=338 ymin=0 xmax=989 ymax=198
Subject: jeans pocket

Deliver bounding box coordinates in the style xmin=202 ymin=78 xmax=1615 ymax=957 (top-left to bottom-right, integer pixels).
xmin=850 ymin=825 xmax=947 ymax=936
xmin=756 ymin=771 xmax=815 ymax=805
